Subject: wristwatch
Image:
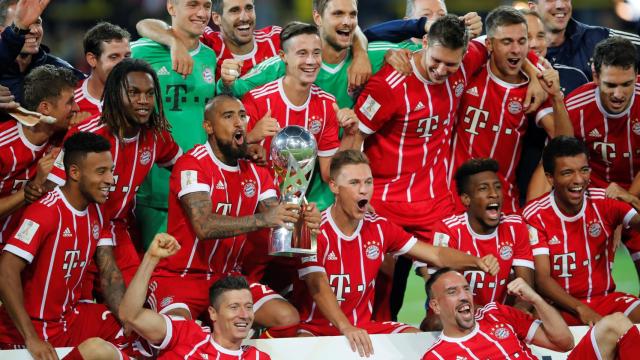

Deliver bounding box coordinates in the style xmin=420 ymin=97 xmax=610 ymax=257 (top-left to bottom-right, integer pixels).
xmin=10 ymin=22 xmax=31 ymax=36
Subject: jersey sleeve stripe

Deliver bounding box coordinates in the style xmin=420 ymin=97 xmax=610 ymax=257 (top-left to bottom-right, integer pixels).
xmin=358 ymin=122 xmax=376 ymax=135
xmin=178 ymin=184 xmax=211 ymax=199
xmin=157 ymin=148 xmax=183 ymax=168
xmin=525 ymin=319 xmax=542 ymax=344
xmin=535 ymin=107 xmax=553 ymax=124
xmin=47 ymin=173 xmax=66 ymax=187
xmin=566 ymin=97 xmax=597 ymax=111
xmin=317 ymin=148 xmax=339 ymax=157
xmin=393 ymin=236 xmax=418 ymax=256
xmin=623 ymin=209 xmax=638 ymax=228
xmin=97 ymin=238 xmax=115 ymax=247
xmin=3 ymin=244 xmax=34 ymax=263
xmin=258 ymin=189 xmax=277 ymax=202
xmin=151 ymin=315 xmax=175 ymax=350
xmin=298 ymin=266 xmax=326 ymax=279
xmin=513 ymin=259 xmax=535 ymax=269
xmin=609 ymin=29 xmax=640 ymax=44
xmin=532 ymin=248 xmax=549 ymax=256
xmin=565 ymin=91 xmax=595 ymax=106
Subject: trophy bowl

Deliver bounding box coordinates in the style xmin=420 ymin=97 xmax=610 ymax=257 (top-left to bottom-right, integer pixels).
xmin=269 ymin=125 xmax=318 ymax=257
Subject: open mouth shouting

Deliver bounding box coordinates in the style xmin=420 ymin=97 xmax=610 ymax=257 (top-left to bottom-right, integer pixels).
xmin=233 ymin=129 xmax=245 ymax=147
xmin=486 ymin=202 xmax=500 ymax=221
xmin=336 ymin=28 xmax=352 ymax=43
xmin=236 ymin=23 xmax=253 ymax=37
xmin=357 ymin=198 xmax=368 ymax=212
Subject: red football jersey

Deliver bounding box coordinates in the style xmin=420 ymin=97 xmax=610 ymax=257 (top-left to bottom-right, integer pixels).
xmin=0 ymin=121 xmax=52 ymax=243
xmin=74 ymin=78 xmax=102 ymax=118
xmin=430 ymin=213 xmax=534 ymax=306
xmin=243 ymin=78 xmax=340 ymax=162
xmin=156 ymin=142 xmax=276 ymax=278
xmin=156 ymin=315 xmax=271 ymax=359
xmin=293 ymin=208 xmax=417 ymax=327
xmin=422 ymin=302 xmax=540 ymax=360
xmin=450 ymin=66 xmax=552 ymax=214
xmin=0 ymin=188 xmax=103 ymax=341
xmin=354 ymin=40 xmax=487 ymax=205
xmin=566 ymin=78 xmax=640 ymax=188
xmin=523 ymin=188 xmax=636 ymax=301
xmin=201 ymin=25 xmax=281 ymax=79
xmin=48 ymin=116 xmax=182 ymax=245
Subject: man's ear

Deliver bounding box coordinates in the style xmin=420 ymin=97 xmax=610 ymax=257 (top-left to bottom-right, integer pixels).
xmin=86 ymin=52 xmax=98 ymax=69
xmin=68 ymin=163 xmax=81 ymax=182
xmin=312 ymin=10 xmax=322 ymax=27
xmin=37 ymin=100 xmax=52 ymax=116
xmin=460 ymin=193 xmax=471 ymax=208
xmin=212 ymin=11 xmax=222 ymax=26
xmin=429 ymin=298 xmax=440 ymax=315
xmin=203 ymin=119 xmax=214 ymax=135
xmin=208 ymin=305 xmax=217 ymax=323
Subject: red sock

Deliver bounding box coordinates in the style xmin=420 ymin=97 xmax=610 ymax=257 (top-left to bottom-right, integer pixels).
xmin=260 ymin=324 xmax=298 ymax=338
xmin=617 ymin=325 xmax=640 ymax=360
xmin=62 ymin=347 xmax=83 ymax=360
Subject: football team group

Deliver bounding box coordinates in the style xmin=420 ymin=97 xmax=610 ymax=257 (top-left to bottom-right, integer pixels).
xmin=0 ymin=0 xmax=639 ymax=358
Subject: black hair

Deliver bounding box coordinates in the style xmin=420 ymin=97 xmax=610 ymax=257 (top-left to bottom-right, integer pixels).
xmin=427 ymin=14 xmax=469 ymax=51
xmin=280 ymin=21 xmax=320 ymax=52
xmin=542 ymin=136 xmax=589 ymax=174
xmin=329 ymin=150 xmax=369 ymax=180
xmin=209 ymin=275 xmax=251 ymax=309
xmin=425 ymin=267 xmax=456 ymax=300
xmin=593 ymin=37 xmax=639 ymax=75
xmin=63 ymin=132 xmax=112 ymax=174
xmin=313 ymin=0 xmax=359 ymax=15
xmin=101 ymin=58 xmax=170 ymax=140
xmin=83 ymin=22 xmax=130 ymax=57
xmin=454 ymin=158 xmax=500 ymax=195
xmin=485 ymin=6 xmax=527 ymax=38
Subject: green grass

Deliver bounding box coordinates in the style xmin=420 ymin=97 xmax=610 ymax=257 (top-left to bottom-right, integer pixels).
xmin=397 ymin=247 xmax=640 ymax=326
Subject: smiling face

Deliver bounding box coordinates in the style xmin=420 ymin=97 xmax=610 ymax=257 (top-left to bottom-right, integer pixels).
xmin=212 ymin=0 xmax=256 ymax=48
xmin=525 ymin=13 xmax=548 ymax=57
xmin=75 ymin=151 xmax=115 ymax=205
xmin=88 ymin=39 xmax=131 ymax=84
xmin=330 ymin=163 xmax=373 ymax=221
xmin=594 ymin=65 xmax=637 ymax=115
xmin=168 ymin=0 xmax=212 ymax=38
xmin=546 ymin=153 xmax=590 ymax=214
xmin=281 ymin=33 xmax=323 ymax=86
xmin=208 ymin=289 xmax=254 ymax=344
xmin=20 ymin=17 xmax=43 ymax=55
xmin=534 ymin=0 xmax=572 ymax=33
xmin=313 ymin=0 xmax=358 ymax=52
xmin=487 ymin=23 xmax=528 ymax=82
xmin=461 ymin=171 xmax=503 ymax=234
xmin=429 ymin=271 xmax=476 ymax=335
xmin=409 ymin=0 xmax=446 ymax=21
xmin=421 ymin=40 xmax=464 ymax=84
xmin=122 ymin=71 xmax=156 ymax=127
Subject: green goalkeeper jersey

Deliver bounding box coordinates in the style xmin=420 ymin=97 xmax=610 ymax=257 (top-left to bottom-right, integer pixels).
xmin=217 ymin=42 xmax=397 ymax=210
xmin=131 ymin=38 xmax=217 ymax=209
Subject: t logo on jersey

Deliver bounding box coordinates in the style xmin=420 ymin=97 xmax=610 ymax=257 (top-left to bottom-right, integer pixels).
xmin=329 ymin=274 xmax=363 ymax=302
xmin=464 ymin=270 xmax=487 ymax=295
xmin=417 ymin=116 xmax=439 ymax=137
xmin=553 ymin=252 xmax=576 ymax=278
xmin=215 ymin=202 xmax=232 ymax=216
xmin=63 ymin=250 xmax=86 ymax=279
xmin=593 ymin=142 xmax=616 ymax=163
xmin=463 ymin=106 xmax=489 ymax=136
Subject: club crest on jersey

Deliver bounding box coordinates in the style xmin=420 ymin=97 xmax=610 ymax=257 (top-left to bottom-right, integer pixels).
xmin=588 ymin=222 xmax=602 ymax=237
xmin=453 ymin=80 xmax=465 ymax=98
xmin=160 ymin=296 xmax=174 ymax=308
xmin=309 ymin=116 xmax=323 ymax=135
xmin=633 ymin=120 xmax=640 ymax=136
xmin=364 ymin=241 xmax=380 ymax=260
xmin=92 ymin=223 xmax=100 ymax=240
xmin=242 ymin=179 xmax=257 ymax=198
xmin=499 ymin=244 xmax=513 ymax=260
xmin=493 ymin=325 xmax=510 ymax=339
xmin=507 ymin=99 xmax=523 ymax=114
xmin=202 ymin=67 xmax=214 ymax=84
xmin=139 ymin=149 xmax=152 ymax=166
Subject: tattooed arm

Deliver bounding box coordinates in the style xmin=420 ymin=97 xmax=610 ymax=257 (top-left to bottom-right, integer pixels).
xmin=95 ymin=246 xmax=126 ymax=318
xmin=180 ymin=192 xmax=300 ymax=240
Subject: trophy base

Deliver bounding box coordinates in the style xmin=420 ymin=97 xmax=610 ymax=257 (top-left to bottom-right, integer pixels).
xmin=269 ymin=227 xmax=317 ymax=257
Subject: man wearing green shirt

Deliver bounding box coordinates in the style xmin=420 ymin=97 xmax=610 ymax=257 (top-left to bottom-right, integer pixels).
xmin=131 ymin=0 xmax=216 ymax=248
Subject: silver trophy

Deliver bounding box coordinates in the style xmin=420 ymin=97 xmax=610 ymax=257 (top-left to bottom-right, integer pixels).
xmin=269 ymin=125 xmax=318 ymax=257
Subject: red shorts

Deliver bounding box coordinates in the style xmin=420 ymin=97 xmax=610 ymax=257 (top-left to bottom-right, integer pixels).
xmin=147 ymin=274 xmax=283 ymax=318
xmin=298 ymin=321 xmax=416 ymax=336
xmin=0 ymin=303 xmax=125 ymax=348
xmin=567 ymin=325 xmax=600 ymax=360
xmin=370 ymin=195 xmax=454 ymax=242
xmin=560 ymin=292 xmax=640 ymax=326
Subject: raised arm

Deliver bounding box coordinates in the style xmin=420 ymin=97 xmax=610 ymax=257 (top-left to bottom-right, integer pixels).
xmin=303 ymin=271 xmax=373 ymax=357
xmin=136 ymin=18 xmax=194 ymax=77
xmin=0 ymin=252 xmax=57 ymax=359
xmin=537 ymin=64 xmax=573 ymax=138
xmin=119 ymin=234 xmax=181 ymax=344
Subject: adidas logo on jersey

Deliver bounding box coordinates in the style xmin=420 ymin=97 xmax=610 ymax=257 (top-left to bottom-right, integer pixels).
xmin=548 ymin=236 xmax=561 ymax=245
xmin=63 ymin=227 xmax=72 ymax=238
xmin=157 ymin=66 xmax=170 ymax=76
xmin=588 ymin=128 xmax=602 ymax=138
xmin=215 ymin=180 xmax=225 ymax=190
xmin=414 ymin=102 xmax=425 ymax=111
xmin=466 ymin=86 xmax=479 ymax=97
xmin=327 ymin=251 xmax=338 ymax=261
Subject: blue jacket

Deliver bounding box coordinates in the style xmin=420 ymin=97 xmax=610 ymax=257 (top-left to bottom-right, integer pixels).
xmin=546 ymin=18 xmax=640 ymax=81
xmin=363 ymin=18 xmax=427 ymax=43
xmin=0 ymin=26 xmax=85 ymax=104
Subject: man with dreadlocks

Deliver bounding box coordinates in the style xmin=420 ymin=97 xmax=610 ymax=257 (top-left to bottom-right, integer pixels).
xmin=45 ymin=58 xmax=182 ymax=300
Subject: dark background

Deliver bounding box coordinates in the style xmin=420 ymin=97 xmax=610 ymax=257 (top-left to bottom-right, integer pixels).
xmin=39 ymin=0 xmax=639 ymax=73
